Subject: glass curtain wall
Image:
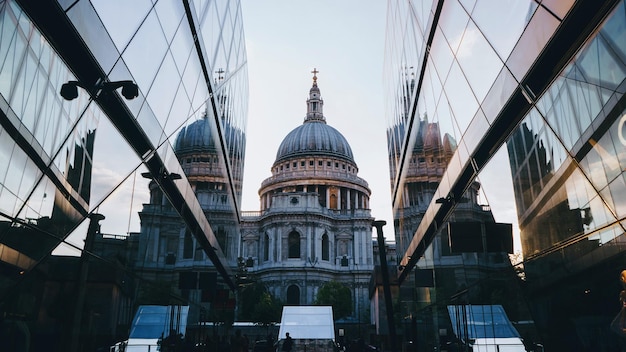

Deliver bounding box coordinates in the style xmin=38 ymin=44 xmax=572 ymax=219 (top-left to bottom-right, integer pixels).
xmin=0 ymin=0 xmax=247 ymax=351
xmin=385 ymin=0 xmax=626 ymax=350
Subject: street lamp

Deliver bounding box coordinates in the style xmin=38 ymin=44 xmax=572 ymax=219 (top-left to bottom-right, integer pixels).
xmin=60 ymin=79 xmax=139 ymax=100
xmin=141 ymin=171 xmax=182 ymax=181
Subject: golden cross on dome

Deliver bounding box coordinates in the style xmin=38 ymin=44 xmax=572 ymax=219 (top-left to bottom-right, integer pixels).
xmin=311 ymin=68 xmax=319 ymax=83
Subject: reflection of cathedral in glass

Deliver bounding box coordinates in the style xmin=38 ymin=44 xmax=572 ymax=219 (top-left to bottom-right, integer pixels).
xmin=135 ymin=103 xmax=243 ymax=316
xmin=389 ymin=109 xmax=519 ymax=349
xmin=241 ymin=72 xmax=374 ymax=322
xmin=393 ymin=116 xmax=456 ymax=255
xmin=0 ymin=0 xmax=250 ymax=350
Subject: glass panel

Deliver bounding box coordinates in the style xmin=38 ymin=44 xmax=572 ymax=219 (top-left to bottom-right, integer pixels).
xmin=201 ymin=0 xmax=222 ymax=65
xmin=8 ymin=42 xmax=36 ymax=117
xmin=576 ymin=34 xmax=626 ymax=92
xmin=438 ymin=0 xmax=470 ymax=56
xmin=463 ymin=109 xmax=489 ymax=154
xmin=0 ymin=127 xmax=14 ymax=183
xmin=0 ymin=185 xmax=18 ymax=216
xmin=91 ymin=0 xmax=152 ymax=52
xmin=429 ymin=29 xmax=454 ymax=83
xmin=169 ymin=14 xmax=195 ymax=77
xmin=455 ymin=21 xmax=503 ymax=103
xmin=154 ymin=0 xmax=185 ymax=44
xmin=477 ymin=145 xmax=518 ymax=238
xmin=506 ymin=6 xmax=560 ymax=82
xmin=608 ymin=173 xmax=626 ymax=218
xmin=436 ymin=88 xmax=462 ymax=143
xmin=89 ymin=113 xmax=144 ymax=209
xmin=91 ymin=168 xmax=150 ymax=237
xmin=444 ymin=60 xmax=478 ymax=133
xmin=14 ymin=154 xmax=42 ymax=207
xmin=34 ymin=85 xmax=63 ymax=157
xmin=611 ymin=110 xmax=626 ymax=171
xmin=3 ymin=138 xmax=27 ymax=201
xmin=181 ymin=54 xmax=204 ymax=111
xmin=601 ymin=1 xmax=626 ymax=62
xmin=471 ymin=0 xmax=536 ymax=61
xmin=122 ymin=11 xmax=168 ymax=92
xmin=538 ymin=76 xmax=577 ymax=150
xmin=134 ymin=103 xmax=164 ymax=151
xmin=541 ymin=0 xmax=575 ymax=20
xmin=145 ymin=51 xmax=180 ymax=130
xmin=20 ymin=61 xmax=47 ymax=132
xmin=16 ymin=175 xmax=55 ymax=221
xmin=51 ymin=217 xmax=88 ymax=256
xmin=0 ymin=7 xmax=26 ymax=99
xmin=163 ymin=81 xmax=193 ymax=141
xmin=0 ymin=4 xmax=20 ymax=73
xmin=66 ymin=0 xmax=120 ymax=74
xmin=420 ymin=63 xmax=442 ymax=123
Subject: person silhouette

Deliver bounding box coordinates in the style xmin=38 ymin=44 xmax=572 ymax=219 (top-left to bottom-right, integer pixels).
xmin=281 ymin=332 xmax=294 ymax=352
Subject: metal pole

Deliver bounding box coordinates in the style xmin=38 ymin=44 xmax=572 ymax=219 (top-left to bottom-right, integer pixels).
xmin=372 ymin=220 xmax=397 ymax=352
xmin=70 ymin=213 xmax=105 ymax=352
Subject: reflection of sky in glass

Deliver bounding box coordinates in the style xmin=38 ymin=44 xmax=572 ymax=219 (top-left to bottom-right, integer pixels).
xmin=91 ymin=0 xmax=153 ymax=53
xmin=383 ymin=0 xmax=576 ymax=256
xmin=39 ymin=0 xmax=247 ymax=256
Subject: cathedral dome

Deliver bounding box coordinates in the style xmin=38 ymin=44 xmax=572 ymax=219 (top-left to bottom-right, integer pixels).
xmin=174 ymin=117 xmax=218 ymax=153
xmin=274 ymin=71 xmax=354 ymax=164
xmin=276 ymin=120 xmax=354 ymax=163
xmin=174 ymin=113 xmax=243 ymax=156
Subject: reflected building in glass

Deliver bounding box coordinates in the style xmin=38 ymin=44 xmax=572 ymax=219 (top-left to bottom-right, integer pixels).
xmin=0 ymin=0 xmax=247 ymax=351
xmin=385 ymin=0 xmax=626 ymax=350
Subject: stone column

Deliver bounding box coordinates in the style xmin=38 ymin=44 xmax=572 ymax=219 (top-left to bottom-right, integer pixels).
xmin=337 ymin=187 xmax=341 ymax=210
xmin=274 ymin=227 xmax=280 ymax=263
xmin=326 ymin=187 xmax=330 ymax=209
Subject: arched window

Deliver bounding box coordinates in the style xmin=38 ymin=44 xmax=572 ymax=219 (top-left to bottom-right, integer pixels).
xmin=322 ymin=233 xmax=329 ymax=261
xmin=264 ymin=233 xmax=270 ymax=262
xmin=287 ymin=285 xmax=300 ymax=305
xmin=288 ymin=231 xmax=300 ymax=258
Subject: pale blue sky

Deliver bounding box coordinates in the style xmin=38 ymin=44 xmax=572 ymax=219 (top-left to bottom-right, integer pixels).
xmin=240 ymin=1 xmax=394 ymax=231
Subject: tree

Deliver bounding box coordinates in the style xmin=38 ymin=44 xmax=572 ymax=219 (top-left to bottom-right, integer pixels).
xmin=239 ymin=281 xmax=281 ymax=325
xmin=314 ymin=281 xmax=352 ymax=320
xmin=252 ymin=291 xmax=282 ymax=326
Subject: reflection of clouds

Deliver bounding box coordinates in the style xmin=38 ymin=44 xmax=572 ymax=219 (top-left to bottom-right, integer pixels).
xmin=91 ymin=162 xmax=125 ymax=201
xmin=477 ymin=147 xmax=521 ymax=253
xmin=452 ymin=27 xmax=479 ymax=59
xmin=588 ymin=138 xmax=620 ymax=182
xmin=90 ymin=162 xmax=150 ymax=236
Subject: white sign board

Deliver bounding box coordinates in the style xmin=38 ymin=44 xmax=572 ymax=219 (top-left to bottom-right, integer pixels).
xmin=278 ymin=306 xmax=335 ymax=340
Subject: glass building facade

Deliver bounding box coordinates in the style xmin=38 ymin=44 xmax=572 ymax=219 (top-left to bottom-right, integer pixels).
xmin=385 ymin=0 xmax=626 ymax=350
xmin=0 ymin=0 xmax=247 ymax=351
